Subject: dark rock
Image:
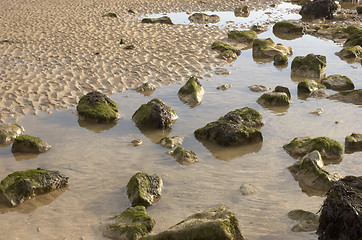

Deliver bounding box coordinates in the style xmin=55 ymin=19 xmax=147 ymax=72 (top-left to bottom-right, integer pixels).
xmin=299 ymin=0 xmax=338 ymax=19
xmin=124 ymin=44 xmax=135 ymax=50
xmin=188 ymin=13 xmax=220 ymax=23
xmin=321 ymin=74 xmax=355 ymax=91
xmin=0 ymin=123 xmax=25 ymax=145
xmin=103 ymin=12 xmax=117 ymax=18
xmin=228 ymin=30 xmax=257 ymax=44
xmin=171 ymin=146 xmax=198 ymax=165
xmin=273 ymin=53 xmax=288 ymax=66
xmin=141 ymin=16 xmax=173 ymax=24
xmin=291 ymin=54 xmax=326 ymax=79
xmin=211 ymin=42 xmax=241 ymax=56
xmin=336 ymin=45 xmax=362 ymax=59
xmin=274 ymin=86 xmax=291 ymax=99
xmin=12 ymin=135 xmax=51 ymax=153
xmin=345 ymin=132 xmax=362 ymax=153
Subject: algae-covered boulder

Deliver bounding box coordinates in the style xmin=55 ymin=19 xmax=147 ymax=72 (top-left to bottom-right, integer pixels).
xmin=234 ymin=6 xmax=250 ymax=17
xmin=141 ymin=16 xmax=173 ymax=24
xmin=219 ymin=107 xmax=264 ymax=128
xmin=127 ymin=172 xmax=163 ymax=208
xmin=288 ymin=209 xmax=319 ymax=232
xmin=273 ymin=21 xmax=303 ymax=40
xmin=188 ymin=13 xmax=220 ymax=23
xmin=283 ymin=136 xmax=344 ymax=160
xmin=171 ymin=146 xmax=198 ymax=165
xmin=101 ymin=206 xmax=155 ymax=240
xmin=274 ymin=86 xmax=291 ymax=99
xmin=273 ymin=53 xmax=288 ymax=66
xmin=291 ymin=54 xmax=326 ymax=79
xmin=211 ymin=42 xmax=241 ymax=56
xmin=178 ymin=77 xmax=205 ymax=107
xmin=252 ymin=38 xmax=293 ymax=59
xmin=228 ymin=30 xmax=257 ymax=44
xmin=132 ymin=99 xmax=178 ymax=129
xmin=345 ymin=132 xmax=362 ymax=153
xmin=327 ymin=89 xmax=362 ymax=105
xmin=0 ymin=168 xmax=68 ymax=206
xmin=299 ymin=0 xmax=338 ymax=19
xmin=288 ymin=151 xmax=341 ymax=195
xmin=317 ymin=176 xmax=361 ymax=240
xmin=77 ymin=91 xmax=119 ymax=123
xmin=336 ymin=45 xmax=362 ymax=59
xmin=257 ymin=92 xmax=291 ymax=107
xmin=297 ymin=80 xmax=326 ymax=95
xmin=0 ymin=123 xmax=25 ymax=145
xmin=321 ymin=74 xmax=354 ymax=91
xmin=159 ymin=136 xmax=184 ymax=149
xmin=12 ymin=135 xmax=51 ymax=153
xmin=142 ymin=205 xmax=245 ymax=240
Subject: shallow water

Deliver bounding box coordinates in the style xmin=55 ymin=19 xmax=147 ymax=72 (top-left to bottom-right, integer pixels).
xmin=1 ymin=5 xmax=362 ymax=240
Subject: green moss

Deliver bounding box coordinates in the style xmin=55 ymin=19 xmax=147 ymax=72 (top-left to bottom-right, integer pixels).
xmin=338 ymin=46 xmax=362 ymax=58
xmin=141 ymin=16 xmax=173 ymax=24
xmin=299 ymin=156 xmax=331 ymax=181
xmin=291 ymin=54 xmax=326 ymax=75
xmin=211 ymin=42 xmax=241 ymax=55
xmin=253 ymin=38 xmax=275 ymax=49
xmin=273 ymin=21 xmax=303 ymax=33
xmin=13 ymin=135 xmax=43 ymax=149
xmin=274 ymin=86 xmax=291 ymax=99
xmin=274 ymin=54 xmax=288 ymax=65
xmin=227 ymin=30 xmax=257 ymax=43
xmin=178 ymin=77 xmax=203 ymax=96
xmin=126 ymin=172 xmax=150 ymax=202
xmin=172 ymin=146 xmax=196 ymax=158
xmin=298 ymin=80 xmax=325 ymax=94
xmin=221 ymin=50 xmax=237 ymax=60
xmin=258 ymin=92 xmax=290 ymax=106
xmin=345 ymin=32 xmax=362 ymax=47
xmin=308 ymin=137 xmax=343 ymax=155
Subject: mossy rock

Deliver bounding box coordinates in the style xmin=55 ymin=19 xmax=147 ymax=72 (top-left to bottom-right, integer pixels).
xmin=101 ymin=206 xmax=155 ymax=240
xmin=142 ymin=205 xmax=245 ymax=240
xmin=103 ymin=12 xmax=117 ymax=18
xmin=141 ymin=16 xmax=173 ymax=24
xmin=77 ymin=91 xmax=119 ymax=123
xmin=0 ymin=168 xmax=68 ymax=206
xmin=297 ymin=80 xmax=326 ymax=94
xmin=227 ymin=30 xmax=257 ymax=44
xmin=345 ymin=132 xmax=362 ymax=153
xmin=126 ymin=172 xmax=163 ymax=208
xmin=178 ymin=77 xmax=205 ymax=107
xmin=327 ymin=89 xmax=362 ymax=105
xmin=274 ymin=86 xmax=291 ymax=99
xmin=336 ymin=46 xmax=362 ymax=59
xmin=188 ymin=13 xmax=220 ymax=23
xmin=0 ymin=123 xmax=25 ymax=145
xmin=159 ymin=136 xmax=184 ymax=149
xmin=218 ymin=107 xmax=264 ymax=128
xmin=250 ymin=25 xmax=268 ymax=33
xmin=273 ymin=21 xmax=303 ymax=40
xmin=252 ymin=38 xmax=293 ymax=59
xmin=291 ymin=54 xmax=326 ymax=79
xmin=234 ymin=6 xmax=250 ymax=17
xmin=211 ymin=42 xmax=241 ymax=56
xmin=283 ymin=136 xmax=344 ymax=160
xmin=172 ymin=146 xmax=198 ymax=165
xmin=273 ymin=53 xmax=288 ymax=66
xmin=288 ymin=209 xmax=319 ymax=232
xmin=12 ymin=135 xmax=51 ymax=153
xmin=132 ymin=98 xmax=178 ymax=129
xmin=321 ymin=75 xmax=354 ymax=91
xmin=344 ymin=27 xmax=362 ymax=47
xmin=257 ymin=92 xmax=291 ymax=107
xmin=221 ymin=50 xmax=238 ymax=61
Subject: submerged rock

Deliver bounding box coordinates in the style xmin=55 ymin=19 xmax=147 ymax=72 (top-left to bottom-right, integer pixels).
xmin=0 ymin=168 xmax=68 ymax=206
xmin=142 ymin=205 xmax=245 ymax=240
xmin=252 ymin=38 xmax=292 ymax=59
xmin=240 ymin=183 xmax=257 ymax=195
xmin=141 ymin=16 xmax=173 ymax=24
xmin=228 ymin=30 xmax=257 ymax=44
xmin=321 ymin=74 xmax=354 ymax=91
xmin=288 ymin=209 xmax=319 ymax=232
xmin=257 ymin=92 xmax=291 ymax=107
xmin=159 ymin=136 xmax=184 ymax=149
xmin=273 ymin=21 xmax=304 ymax=40
xmin=188 ymin=13 xmax=220 ymax=23
xmin=291 ymin=54 xmax=326 ymax=79
xmin=171 ymin=146 xmax=198 ymax=165
xmin=345 ymin=132 xmax=362 ymax=153
xmin=327 ymin=89 xmax=362 ymax=105
xmin=299 ymin=0 xmax=338 ymax=19
xmin=283 ymin=136 xmax=344 ymax=160
xmin=12 ymin=135 xmax=51 ymax=153
xmin=126 ymin=172 xmax=163 ymax=208
xmin=77 ymin=91 xmax=119 ymax=123
xmin=132 ymin=99 xmax=178 ymax=129
xmin=248 ymin=85 xmax=271 ymax=92
xmin=297 ymin=80 xmax=326 ymax=95
xmin=101 ymin=206 xmax=155 ymax=240
xmin=178 ymin=77 xmax=205 ymax=107
xmin=317 ymin=176 xmax=362 ymax=240
xmin=0 ymin=123 xmax=25 ymax=145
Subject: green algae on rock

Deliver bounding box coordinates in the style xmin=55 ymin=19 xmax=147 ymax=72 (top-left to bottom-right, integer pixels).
xmin=219 ymin=107 xmax=264 ymax=128
xmin=321 ymin=75 xmax=354 ymax=91
xmin=227 ymin=30 xmax=257 ymax=44
xmin=0 ymin=168 xmax=68 ymax=206
xmin=211 ymin=41 xmax=241 ymax=56
xmin=336 ymin=45 xmax=362 ymax=59
xmin=291 ymin=54 xmax=326 ymax=79
xmin=252 ymin=38 xmax=292 ymax=59
xmin=327 ymin=89 xmax=362 ymax=105
xmin=101 ymin=206 xmax=155 ymax=240
xmin=297 ymin=80 xmax=326 ymax=95
xmin=12 ymin=135 xmax=51 ymax=153
xmin=142 ymin=205 xmax=245 ymax=240
xmin=345 ymin=132 xmax=362 ymax=153
xmin=273 ymin=53 xmax=288 ymax=66
xmin=77 ymin=91 xmax=119 ymax=123
xmin=0 ymin=123 xmax=25 ymax=145
xmin=257 ymin=92 xmax=291 ymax=107
xmin=171 ymin=146 xmax=198 ymax=165
xmin=141 ymin=16 xmax=173 ymax=24
xmin=178 ymin=77 xmax=205 ymax=107
xmin=159 ymin=136 xmax=184 ymax=149
xmin=274 ymin=86 xmax=291 ymax=99
xmin=188 ymin=13 xmax=220 ymax=23
xmin=273 ymin=21 xmax=303 ymax=40
xmin=127 ymin=172 xmax=163 ymax=208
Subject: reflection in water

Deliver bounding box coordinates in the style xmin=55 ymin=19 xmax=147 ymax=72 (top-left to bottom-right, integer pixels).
xmin=78 ymin=119 xmax=117 ymax=133
xmin=12 ymin=152 xmax=40 ymax=161
xmin=137 ymin=127 xmax=172 ymax=144
xmin=273 ymin=31 xmax=304 ymax=40
xmin=260 ymin=104 xmax=290 ymax=115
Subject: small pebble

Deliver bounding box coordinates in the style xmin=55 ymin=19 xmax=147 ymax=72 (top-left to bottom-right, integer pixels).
xmin=131 ymin=139 xmax=143 ymax=146
xmin=309 ymin=108 xmax=323 ymax=115
xmin=335 ymin=120 xmax=342 ymax=124
xmin=217 ymin=84 xmax=232 ymax=90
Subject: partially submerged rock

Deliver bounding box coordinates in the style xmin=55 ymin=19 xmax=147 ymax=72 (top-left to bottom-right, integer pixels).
xmin=336 ymin=45 xmax=362 ymax=59
xmin=321 ymin=74 xmax=354 ymax=91
xmin=345 ymin=132 xmax=362 ymax=153
xmin=273 ymin=21 xmax=303 ymax=40
xmin=0 ymin=123 xmax=25 ymax=145
xmin=142 ymin=205 xmax=245 ymax=240
xmin=211 ymin=42 xmax=241 ymax=56
xmin=127 ymin=172 xmax=163 ymax=208
xmin=283 ymin=136 xmax=344 ymax=160
xmin=228 ymin=30 xmax=257 ymax=44
xmin=344 ymin=26 xmax=362 ymax=47
xmin=328 ymin=89 xmax=362 ymax=105
xmin=299 ymin=0 xmax=338 ymax=19
xmin=291 ymin=54 xmax=326 ymax=79
xmin=252 ymin=38 xmax=292 ymax=59
xmin=219 ymin=107 xmax=264 ymax=128
xmin=178 ymin=77 xmax=205 ymax=107
xmin=221 ymin=50 xmax=238 ymax=61
xmin=317 ymin=176 xmax=361 ymax=240
xmin=288 ymin=151 xmax=341 ymax=195
xmin=297 ymin=80 xmax=326 ymax=95
xmin=240 ymin=183 xmax=257 ymax=195
xmin=188 ymin=13 xmax=220 ymax=23
xmin=257 ymin=92 xmax=291 ymax=107
xmin=132 ymin=99 xmax=178 ymax=129
xmin=234 ymin=6 xmax=250 ymax=17
xmin=0 ymin=168 xmax=68 ymax=206
xmin=101 ymin=206 xmax=155 ymax=240
xmin=171 ymin=146 xmax=198 ymax=165
xmin=136 ymin=83 xmax=157 ymax=96
xmin=273 ymin=53 xmax=288 ymax=66
xmin=216 ymin=84 xmax=232 ymax=90
xmin=77 ymin=91 xmax=119 ymax=123
xmin=141 ymin=16 xmax=173 ymax=24
xmin=12 ymin=135 xmax=51 ymax=153
xmin=274 ymin=86 xmax=291 ymax=99
xmin=159 ymin=136 xmax=184 ymax=149
xmin=248 ymin=85 xmax=271 ymax=92
xmin=288 ymin=209 xmax=319 ymax=232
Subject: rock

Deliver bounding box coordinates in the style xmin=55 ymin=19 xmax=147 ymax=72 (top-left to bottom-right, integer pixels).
xmin=252 ymin=38 xmax=293 ymax=59
xmin=120 ymin=39 xmax=125 ymax=44
xmin=288 ymin=209 xmax=319 ymax=232
xmin=274 ymin=86 xmax=291 ymax=99
xmin=221 ymin=50 xmax=238 ymax=61
xmin=211 ymin=42 xmax=241 ymax=56
xmin=357 ymin=5 xmax=362 ymax=14
xmin=159 ymin=136 xmax=184 ymax=149
xmin=142 ymin=205 xmax=245 ymax=240
xmin=344 ymin=26 xmax=362 ymax=47
xmin=328 ymin=89 xmax=362 ymax=105
xmin=103 ymin=12 xmax=117 ymax=18
xmin=141 ymin=16 xmax=173 ymax=24
xmin=299 ymin=0 xmax=338 ymax=19
xmin=309 ymin=89 xmax=329 ymax=98
xmin=228 ymin=30 xmax=257 ymax=44
xmin=283 ymin=136 xmax=344 ymax=160
xmin=128 ymin=9 xmax=136 ymax=14
xmin=77 ymin=91 xmax=119 ymax=123
xmin=321 ymin=74 xmax=355 ymax=91
xmin=126 ymin=172 xmax=163 ymax=208
xmin=250 ymin=25 xmax=268 ymax=33
xmin=234 ymin=6 xmax=250 ymax=17
xmin=136 ymin=83 xmax=157 ymax=96
xmin=336 ymin=45 xmax=362 ymax=59
xmin=11 ymin=135 xmax=51 ymax=153
xmin=0 ymin=168 xmax=68 ymax=206
xmin=317 ymin=176 xmax=362 ymax=240
xmin=297 ymin=80 xmax=326 ymax=95
xmin=217 ymin=84 xmax=232 ymax=90
xmin=178 ymin=77 xmax=205 ymax=107
xmin=132 ymin=99 xmax=178 ymax=129
xmin=345 ymin=132 xmax=362 ymax=153
xmin=273 ymin=53 xmax=288 ymax=66
xmin=194 ymin=108 xmax=263 ymax=146
xmin=188 ymin=13 xmax=220 ymax=23
xmin=124 ymin=44 xmax=135 ymax=50
xmin=291 ymin=54 xmax=326 ymax=79
xmin=131 ymin=139 xmax=143 ymax=146
xmin=101 ymin=206 xmax=155 ymax=240
xmin=240 ymin=183 xmax=257 ymax=195
xmin=248 ymin=85 xmax=271 ymax=92
xmin=0 ymin=123 xmax=25 ymax=145
xmin=309 ymin=108 xmax=323 ymax=115
xmin=288 ymin=151 xmax=342 ymax=195
xmin=273 ymin=21 xmax=304 ymax=40
xmin=171 ymin=147 xmax=198 ymax=165
xmin=257 ymin=92 xmax=291 ymax=107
